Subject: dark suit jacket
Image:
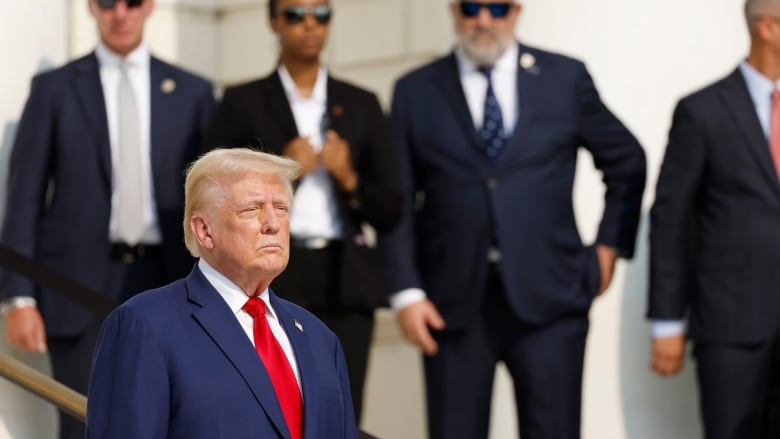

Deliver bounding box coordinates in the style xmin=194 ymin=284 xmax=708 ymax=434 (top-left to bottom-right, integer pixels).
xmin=205 ymin=71 xmax=401 ymax=310
xmin=382 ymin=44 xmax=646 ymax=328
xmin=649 ymin=67 xmax=780 ymax=344
xmin=0 ymin=53 xmax=214 ymax=336
xmin=86 ymin=266 xmax=357 ymax=439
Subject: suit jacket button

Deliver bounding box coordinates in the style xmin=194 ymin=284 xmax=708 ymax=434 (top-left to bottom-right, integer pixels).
xmin=486 ymin=178 xmax=498 ymax=190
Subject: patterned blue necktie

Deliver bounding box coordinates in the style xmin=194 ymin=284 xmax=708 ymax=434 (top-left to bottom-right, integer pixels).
xmin=478 ymin=66 xmax=505 ymax=161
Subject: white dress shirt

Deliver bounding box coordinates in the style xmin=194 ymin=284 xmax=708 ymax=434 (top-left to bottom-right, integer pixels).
xmin=95 ymin=41 xmax=162 ymax=245
xmin=389 ymin=44 xmax=519 ymax=312
xmin=278 ymin=64 xmax=343 ymax=240
xmin=456 ymin=43 xmax=519 ymax=136
xmin=198 ymin=259 xmax=302 ymax=391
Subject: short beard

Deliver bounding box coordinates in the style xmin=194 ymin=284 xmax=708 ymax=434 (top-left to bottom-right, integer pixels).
xmin=458 ymin=28 xmax=512 ymax=66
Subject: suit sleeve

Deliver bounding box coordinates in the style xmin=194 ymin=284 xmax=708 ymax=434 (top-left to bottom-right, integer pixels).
xmin=378 ymin=78 xmax=423 ymax=295
xmin=647 ymin=99 xmax=704 ymax=320
xmin=0 ymin=75 xmax=56 ymax=301
xmin=193 ymin=79 xmax=216 ymax=155
xmin=346 ymin=93 xmax=402 ymax=233
xmin=575 ymin=64 xmax=647 ymax=258
xmin=86 ymin=307 xmax=170 ymax=439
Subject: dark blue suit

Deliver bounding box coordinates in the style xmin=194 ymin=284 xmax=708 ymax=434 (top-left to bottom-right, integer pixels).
xmin=382 ymin=44 xmax=646 ymax=438
xmin=86 ymin=266 xmax=357 ymax=439
xmin=0 ymin=52 xmax=213 ymax=438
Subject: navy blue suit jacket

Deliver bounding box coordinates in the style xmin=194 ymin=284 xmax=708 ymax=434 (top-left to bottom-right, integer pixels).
xmin=0 ymin=53 xmax=214 ymax=336
xmin=649 ymin=68 xmax=780 ymax=344
xmin=382 ymin=44 xmax=646 ymax=328
xmin=86 ymin=266 xmax=357 ymax=439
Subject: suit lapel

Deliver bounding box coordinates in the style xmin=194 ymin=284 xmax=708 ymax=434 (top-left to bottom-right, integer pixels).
xmin=268 ymin=293 xmax=322 ymax=439
xmin=149 ymin=57 xmax=170 ymax=188
xmin=434 ymin=53 xmax=484 ymax=153
xmin=501 ymin=44 xmax=538 ymax=167
xmin=325 ymin=77 xmax=347 ymax=136
xmin=72 ymin=53 xmax=111 ymax=187
xmin=262 ymin=71 xmax=299 ymax=145
xmin=720 ymin=68 xmax=780 ymax=197
xmin=186 ymin=270 xmax=291 ymax=439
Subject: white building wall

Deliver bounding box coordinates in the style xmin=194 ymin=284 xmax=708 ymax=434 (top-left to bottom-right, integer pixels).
xmin=0 ymin=1 xmax=747 ymax=438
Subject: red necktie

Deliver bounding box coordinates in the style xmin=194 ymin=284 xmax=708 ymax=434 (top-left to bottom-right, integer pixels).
xmin=770 ymin=89 xmax=780 ymax=181
xmin=243 ymin=297 xmax=302 ymax=439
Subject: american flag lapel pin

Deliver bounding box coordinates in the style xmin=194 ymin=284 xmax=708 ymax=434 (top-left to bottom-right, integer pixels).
xmin=294 ymin=319 xmax=303 ymax=332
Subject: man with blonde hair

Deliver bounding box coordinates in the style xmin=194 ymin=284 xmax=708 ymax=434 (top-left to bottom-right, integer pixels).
xmin=649 ymin=0 xmax=780 ymax=437
xmin=87 ymin=148 xmax=357 ymax=439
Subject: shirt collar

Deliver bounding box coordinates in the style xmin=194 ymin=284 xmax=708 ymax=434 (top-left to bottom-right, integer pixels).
xmin=277 ymin=63 xmax=328 ymax=105
xmin=739 ymin=59 xmax=780 ymax=102
xmin=95 ymin=40 xmax=150 ymax=70
xmin=455 ymin=41 xmax=519 ymax=76
xmin=197 ymin=258 xmax=276 ymax=320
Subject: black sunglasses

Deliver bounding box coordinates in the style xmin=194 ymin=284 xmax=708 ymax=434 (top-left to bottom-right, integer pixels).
xmin=459 ymin=2 xmax=512 ymax=18
xmin=280 ymin=5 xmax=333 ymax=25
xmin=96 ymin=0 xmax=144 ymax=8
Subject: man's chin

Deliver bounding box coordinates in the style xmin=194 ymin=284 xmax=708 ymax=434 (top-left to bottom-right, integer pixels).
xmin=462 ymin=42 xmax=505 ymax=66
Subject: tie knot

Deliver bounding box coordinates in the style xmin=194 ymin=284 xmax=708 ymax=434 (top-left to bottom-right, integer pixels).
xmin=478 ymin=66 xmax=493 ymax=79
xmin=243 ymin=297 xmax=267 ymax=319
xmin=773 ymin=88 xmax=780 ymax=102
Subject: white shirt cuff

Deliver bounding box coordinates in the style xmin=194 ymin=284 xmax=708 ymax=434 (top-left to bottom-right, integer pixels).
xmin=651 ymin=320 xmax=685 ymax=338
xmin=0 ymin=296 xmax=38 ymax=318
xmin=388 ymin=288 xmax=427 ymax=312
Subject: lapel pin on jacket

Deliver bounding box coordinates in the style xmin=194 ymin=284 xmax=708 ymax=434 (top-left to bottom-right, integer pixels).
xmin=294 ymin=319 xmax=303 ymax=332
xmin=519 ymin=52 xmax=540 ymax=75
xmin=331 ymin=104 xmax=344 ymax=117
xmin=161 ymin=78 xmax=176 ymax=94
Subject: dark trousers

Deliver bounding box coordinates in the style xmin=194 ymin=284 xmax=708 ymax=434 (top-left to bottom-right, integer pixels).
xmin=272 ymin=242 xmax=374 ymax=423
xmin=424 ymin=265 xmax=589 ymax=439
xmin=695 ymin=329 xmax=780 ymax=439
xmin=49 ymin=253 xmax=164 ymax=439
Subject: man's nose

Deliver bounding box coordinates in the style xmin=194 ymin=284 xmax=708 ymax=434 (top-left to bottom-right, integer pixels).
xmin=260 ymin=208 xmax=281 ymax=234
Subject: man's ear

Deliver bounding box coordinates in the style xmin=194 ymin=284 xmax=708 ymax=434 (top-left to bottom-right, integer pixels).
xmin=191 ymin=214 xmax=215 ymax=250
xmin=88 ymin=0 xmax=97 ymax=18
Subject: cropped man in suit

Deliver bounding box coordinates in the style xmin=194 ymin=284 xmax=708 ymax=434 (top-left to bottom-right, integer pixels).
xmin=382 ymin=1 xmax=646 ymax=437
xmin=205 ymin=0 xmax=400 ymax=422
xmin=0 ymin=1 xmax=213 ymax=437
xmin=87 ymin=148 xmax=357 ymax=439
xmin=649 ymin=1 xmax=780 ymax=437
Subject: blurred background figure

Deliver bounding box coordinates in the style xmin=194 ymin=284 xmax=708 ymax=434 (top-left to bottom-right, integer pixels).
xmin=204 ymin=0 xmax=401 ymax=423
xmin=649 ymin=0 xmax=780 ymax=437
xmin=0 ymin=1 xmax=214 ymax=438
xmin=381 ymin=1 xmax=645 ymax=438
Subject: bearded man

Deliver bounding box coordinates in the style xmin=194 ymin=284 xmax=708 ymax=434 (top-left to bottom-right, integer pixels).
xmin=380 ymin=1 xmax=646 ymax=438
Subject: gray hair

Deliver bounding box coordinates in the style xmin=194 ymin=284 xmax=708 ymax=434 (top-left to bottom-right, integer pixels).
xmin=745 ymin=0 xmax=780 ymax=31
xmin=182 ymin=148 xmax=302 ymax=257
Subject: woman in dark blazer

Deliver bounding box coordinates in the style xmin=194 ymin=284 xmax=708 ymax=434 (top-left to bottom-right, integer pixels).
xmin=204 ymin=0 xmax=401 ymax=422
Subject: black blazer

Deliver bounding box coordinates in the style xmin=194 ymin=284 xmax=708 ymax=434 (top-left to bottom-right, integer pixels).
xmin=0 ymin=53 xmax=214 ymax=337
xmin=649 ymin=67 xmax=780 ymax=344
xmin=205 ymin=71 xmax=401 ymax=310
xmin=381 ymin=44 xmax=646 ymax=329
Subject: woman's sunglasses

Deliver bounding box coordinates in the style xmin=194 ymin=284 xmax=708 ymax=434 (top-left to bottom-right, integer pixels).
xmin=280 ymin=5 xmax=333 ymax=25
